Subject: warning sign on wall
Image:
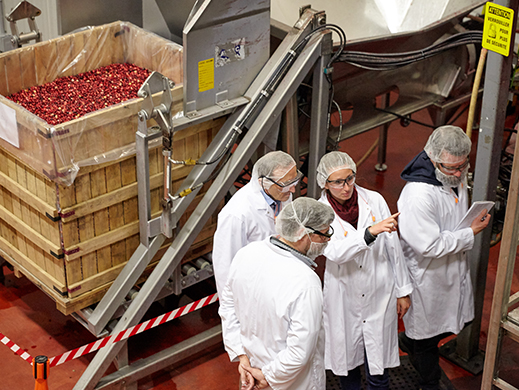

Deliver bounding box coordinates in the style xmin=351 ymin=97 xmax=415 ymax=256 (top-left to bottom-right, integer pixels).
xmin=482 ymin=2 xmax=514 ymax=57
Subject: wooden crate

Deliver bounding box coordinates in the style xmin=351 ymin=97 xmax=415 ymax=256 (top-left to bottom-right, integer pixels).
xmin=0 ymin=22 xmax=224 ymax=314
xmin=0 ymin=21 xmax=183 ymax=184
xmin=0 ymin=115 xmax=225 ymax=315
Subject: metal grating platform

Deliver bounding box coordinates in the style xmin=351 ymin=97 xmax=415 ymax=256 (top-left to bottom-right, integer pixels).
xmin=325 ymin=356 xmax=456 ymax=390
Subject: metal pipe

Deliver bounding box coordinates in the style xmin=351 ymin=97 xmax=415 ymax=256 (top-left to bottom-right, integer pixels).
xmin=375 ymin=92 xmax=390 ymax=171
xmin=163 ymin=150 xmax=171 ymax=202
xmin=136 ymin=113 xmax=155 ymax=246
xmin=307 ymin=33 xmax=332 ymax=198
xmin=17 ymin=30 xmax=39 ymax=44
xmin=282 ymin=94 xmax=300 ymax=197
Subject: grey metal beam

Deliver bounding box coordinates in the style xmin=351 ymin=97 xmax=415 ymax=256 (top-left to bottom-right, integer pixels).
xmin=172 ymin=96 xmax=248 ymax=132
xmin=0 ymin=1 xmax=4 ymax=34
xmin=439 ymin=0 xmax=518 ymax=374
xmin=96 ymin=325 xmax=222 ymax=390
xmin=73 ymin=31 xmax=327 ymax=390
xmin=282 ymin=94 xmax=300 ymax=161
xmin=113 ymin=343 xmax=138 ymax=390
xmin=306 ymin=33 xmax=332 ymax=198
xmin=375 ymin=93 xmax=391 ymax=172
xmin=86 ymin=236 xmax=165 ymax=336
xmin=281 ymin=94 xmax=301 ymax=197
xmin=136 ymin=122 xmax=158 ymax=246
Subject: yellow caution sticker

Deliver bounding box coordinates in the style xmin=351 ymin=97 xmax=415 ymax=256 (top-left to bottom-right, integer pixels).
xmin=482 ymin=2 xmax=514 ymax=57
xmin=198 ymin=58 xmax=214 ymax=92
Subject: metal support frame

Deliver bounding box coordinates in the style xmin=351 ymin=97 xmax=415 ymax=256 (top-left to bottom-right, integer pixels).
xmin=439 ymin=0 xmax=518 ymax=374
xmin=136 ymin=125 xmax=159 ymax=246
xmin=113 ymin=344 xmax=137 ymax=390
xmin=83 ymin=74 xmax=244 ymax=337
xmin=5 ymin=0 xmax=41 ymax=47
xmin=73 ymin=9 xmax=332 ymax=389
xmin=95 ymin=326 xmax=222 ymax=390
xmin=375 ymin=92 xmax=391 ymax=172
xmin=307 ymin=35 xmax=332 ymax=198
xmin=282 ymin=94 xmax=300 ymax=161
xmin=281 ymin=94 xmax=301 ymax=197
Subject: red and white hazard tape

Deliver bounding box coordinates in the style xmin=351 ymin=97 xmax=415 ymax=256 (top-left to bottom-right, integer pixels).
xmin=0 ymin=331 xmax=33 ymax=364
xmin=0 ymin=293 xmax=218 ymax=367
xmin=49 ymin=292 xmax=219 ymax=367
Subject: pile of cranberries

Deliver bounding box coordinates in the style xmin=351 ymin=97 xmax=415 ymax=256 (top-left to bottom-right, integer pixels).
xmin=8 ymin=63 xmax=151 ymax=125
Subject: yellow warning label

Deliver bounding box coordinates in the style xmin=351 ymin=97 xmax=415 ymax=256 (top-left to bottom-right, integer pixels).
xmin=482 ymin=2 xmax=514 ymax=56
xmin=198 ymin=58 xmax=214 ymax=92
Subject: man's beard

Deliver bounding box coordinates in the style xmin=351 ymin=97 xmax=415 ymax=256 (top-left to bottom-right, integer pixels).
xmin=435 ymin=167 xmax=468 ymax=187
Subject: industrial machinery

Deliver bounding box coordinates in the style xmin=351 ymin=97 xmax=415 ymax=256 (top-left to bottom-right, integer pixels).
xmin=71 ymin=3 xmax=338 ymax=387
xmin=1 ymin=0 xmax=509 ymax=388
xmin=0 ymin=0 xmax=41 ymax=51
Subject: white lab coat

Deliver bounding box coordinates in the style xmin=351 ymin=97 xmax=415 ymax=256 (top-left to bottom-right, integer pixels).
xmin=212 ymin=181 xmax=291 ymax=295
xmin=319 ymin=187 xmax=413 ymax=376
xmin=397 ymin=181 xmax=475 ymax=339
xmin=219 ymin=238 xmax=325 ymax=390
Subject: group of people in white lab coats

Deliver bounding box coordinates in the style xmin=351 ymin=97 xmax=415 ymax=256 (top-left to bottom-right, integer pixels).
xmin=215 ymin=125 xmax=491 ymax=390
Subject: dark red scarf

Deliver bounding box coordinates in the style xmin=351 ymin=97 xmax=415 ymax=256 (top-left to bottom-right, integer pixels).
xmin=326 ymin=188 xmax=359 ymax=229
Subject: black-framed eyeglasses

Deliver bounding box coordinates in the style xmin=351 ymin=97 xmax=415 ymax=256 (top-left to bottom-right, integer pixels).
xmin=306 ymin=225 xmax=334 ymax=238
xmin=326 ymin=173 xmax=356 ymax=189
xmin=261 ymin=169 xmax=304 ymax=191
xmin=438 ymin=158 xmax=470 ymax=173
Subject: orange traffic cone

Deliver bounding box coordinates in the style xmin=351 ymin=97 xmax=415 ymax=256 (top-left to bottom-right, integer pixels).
xmin=33 ymin=355 xmax=49 ymax=390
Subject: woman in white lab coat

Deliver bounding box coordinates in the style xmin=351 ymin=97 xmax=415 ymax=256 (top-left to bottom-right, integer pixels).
xmin=317 ymin=151 xmax=413 ymax=390
xmin=213 ymin=151 xmax=302 ymax=296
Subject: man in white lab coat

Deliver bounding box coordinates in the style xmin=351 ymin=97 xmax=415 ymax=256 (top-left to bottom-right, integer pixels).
xmin=397 ymin=126 xmax=491 ymax=390
xmin=213 ymin=151 xmax=301 ymax=296
xmin=219 ymin=197 xmax=335 ymax=390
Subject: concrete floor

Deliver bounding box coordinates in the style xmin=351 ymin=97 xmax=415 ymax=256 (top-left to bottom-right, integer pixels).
xmin=1 ymin=106 xmax=518 ymax=389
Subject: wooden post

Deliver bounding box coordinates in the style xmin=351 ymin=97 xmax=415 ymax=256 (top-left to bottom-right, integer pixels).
xmin=480 ymin=86 xmax=519 ymax=389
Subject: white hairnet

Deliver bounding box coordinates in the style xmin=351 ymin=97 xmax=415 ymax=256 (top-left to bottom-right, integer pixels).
xmin=251 ymin=151 xmax=296 ymax=190
xmin=424 ymin=125 xmax=471 ymax=163
xmin=275 ymin=197 xmax=335 ymax=242
xmin=316 ymin=151 xmax=356 ymax=188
